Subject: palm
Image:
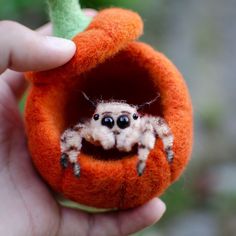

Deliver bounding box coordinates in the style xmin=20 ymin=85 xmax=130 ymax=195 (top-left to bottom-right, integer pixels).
xmin=0 ymin=73 xmax=61 ymax=235
xmin=0 ymin=70 xmax=164 ymax=236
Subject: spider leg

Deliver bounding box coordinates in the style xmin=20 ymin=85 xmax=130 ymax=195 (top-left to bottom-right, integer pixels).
xmin=60 ymin=152 xmax=69 ymax=168
xmin=72 ymin=163 xmax=81 ymax=177
xmin=60 ymin=124 xmax=84 ymax=177
xmin=151 ymin=117 xmax=174 ymax=162
xmin=137 ymin=121 xmax=156 ymax=176
xmin=137 ymin=147 xmax=150 ymax=176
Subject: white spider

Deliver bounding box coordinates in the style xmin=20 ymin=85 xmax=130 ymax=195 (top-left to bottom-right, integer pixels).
xmin=60 ymin=93 xmax=174 ymax=177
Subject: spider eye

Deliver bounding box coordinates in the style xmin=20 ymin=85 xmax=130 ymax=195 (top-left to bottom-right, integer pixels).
xmin=101 ymin=116 xmax=114 ymax=129
xmin=133 ymin=113 xmax=138 ymax=120
xmin=93 ymin=114 xmax=99 ymax=120
xmin=117 ymin=115 xmax=130 ymax=129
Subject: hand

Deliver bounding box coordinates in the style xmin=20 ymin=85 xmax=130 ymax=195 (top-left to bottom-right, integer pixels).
xmin=0 ymin=14 xmax=166 ymax=236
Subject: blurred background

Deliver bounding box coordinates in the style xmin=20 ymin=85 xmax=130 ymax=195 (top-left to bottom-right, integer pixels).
xmin=1 ymin=0 xmax=236 ymax=235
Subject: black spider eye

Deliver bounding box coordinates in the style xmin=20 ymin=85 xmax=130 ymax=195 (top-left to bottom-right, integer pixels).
xmin=101 ymin=116 xmax=114 ymax=129
xmin=133 ymin=113 xmax=138 ymax=120
xmin=117 ymin=115 xmax=130 ymax=129
xmin=93 ymin=114 xmax=99 ymax=120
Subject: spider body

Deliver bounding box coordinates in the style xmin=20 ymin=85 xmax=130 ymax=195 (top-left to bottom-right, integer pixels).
xmin=60 ymin=101 xmax=174 ymax=177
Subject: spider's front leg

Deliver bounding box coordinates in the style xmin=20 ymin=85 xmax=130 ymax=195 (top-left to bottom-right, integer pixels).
xmin=137 ymin=116 xmax=174 ymax=176
xmin=151 ymin=117 xmax=174 ymax=162
xmin=60 ymin=124 xmax=84 ymax=177
xmin=137 ymin=119 xmax=156 ymax=176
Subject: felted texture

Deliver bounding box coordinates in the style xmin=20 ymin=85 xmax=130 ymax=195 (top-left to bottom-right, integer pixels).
xmin=25 ymin=8 xmax=193 ymax=209
xmin=48 ymin=0 xmax=92 ymax=39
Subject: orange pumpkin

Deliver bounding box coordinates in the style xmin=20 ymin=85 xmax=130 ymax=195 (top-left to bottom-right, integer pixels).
xmin=25 ymin=8 xmax=193 ymax=209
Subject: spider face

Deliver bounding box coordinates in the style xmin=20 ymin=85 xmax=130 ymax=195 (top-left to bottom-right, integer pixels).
xmin=60 ymin=98 xmax=174 ymax=177
xmin=91 ymin=102 xmax=140 ymax=133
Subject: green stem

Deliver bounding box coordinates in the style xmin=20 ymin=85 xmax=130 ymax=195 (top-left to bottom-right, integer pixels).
xmin=47 ymin=0 xmax=92 ymax=39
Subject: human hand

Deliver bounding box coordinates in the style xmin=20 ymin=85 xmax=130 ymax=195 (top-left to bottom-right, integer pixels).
xmin=0 ymin=12 xmax=166 ymax=236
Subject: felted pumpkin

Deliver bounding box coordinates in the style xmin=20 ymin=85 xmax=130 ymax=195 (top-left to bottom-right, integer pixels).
xmin=25 ymin=0 xmax=193 ymax=209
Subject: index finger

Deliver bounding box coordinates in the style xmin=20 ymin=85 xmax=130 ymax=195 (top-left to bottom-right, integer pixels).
xmin=0 ymin=9 xmax=97 ymax=100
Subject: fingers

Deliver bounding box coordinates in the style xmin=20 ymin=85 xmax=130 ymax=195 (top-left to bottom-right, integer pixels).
xmin=0 ymin=9 xmax=98 ymax=100
xmin=0 ymin=23 xmax=53 ymax=100
xmin=0 ymin=23 xmax=54 ymax=100
xmin=116 ymin=198 xmax=166 ymax=235
xmin=58 ymin=198 xmax=166 ymax=236
xmin=0 ymin=70 xmax=28 ymax=100
xmin=0 ymin=21 xmax=76 ymax=74
xmin=0 ymin=22 xmax=56 ymax=100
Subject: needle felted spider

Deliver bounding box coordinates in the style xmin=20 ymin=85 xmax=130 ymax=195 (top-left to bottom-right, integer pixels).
xmin=60 ymin=93 xmax=174 ymax=177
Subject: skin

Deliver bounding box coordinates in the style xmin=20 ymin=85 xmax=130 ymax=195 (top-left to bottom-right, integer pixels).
xmin=0 ymin=10 xmax=166 ymax=236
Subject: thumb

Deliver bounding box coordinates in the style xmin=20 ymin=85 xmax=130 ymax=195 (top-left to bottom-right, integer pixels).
xmin=0 ymin=21 xmax=76 ymax=74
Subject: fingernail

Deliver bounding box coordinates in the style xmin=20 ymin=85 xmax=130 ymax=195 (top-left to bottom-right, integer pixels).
xmin=157 ymin=199 xmax=166 ymax=215
xmin=45 ymin=36 xmax=76 ymax=53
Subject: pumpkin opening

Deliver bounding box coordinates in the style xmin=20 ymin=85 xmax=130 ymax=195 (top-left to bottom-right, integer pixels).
xmin=60 ymin=49 xmax=163 ymax=161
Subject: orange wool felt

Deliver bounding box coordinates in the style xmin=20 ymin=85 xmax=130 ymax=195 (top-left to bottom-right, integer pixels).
xmin=25 ymin=8 xmax=193 ymax=209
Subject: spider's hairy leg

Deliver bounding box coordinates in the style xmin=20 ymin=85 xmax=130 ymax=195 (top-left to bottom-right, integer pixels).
xmin=151 ymin=117 xmax=174 ymax=162
xmin=60 ymin=124 xmax=84 ymax=177
xmin=137 ymin=119 xmax=156 ymax=176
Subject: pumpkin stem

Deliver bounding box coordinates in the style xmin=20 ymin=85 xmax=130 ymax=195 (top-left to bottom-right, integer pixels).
xmin=47 ymin=0 xmax=92 ymax=39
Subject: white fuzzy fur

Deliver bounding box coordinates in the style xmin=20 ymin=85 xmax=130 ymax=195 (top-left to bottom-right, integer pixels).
xmin=60 ymin=101 xmax=174 ymax=176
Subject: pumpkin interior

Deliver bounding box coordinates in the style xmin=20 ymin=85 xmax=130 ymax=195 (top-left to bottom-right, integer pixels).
xmin=57 ymin=49 xmax=163 ymax=161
